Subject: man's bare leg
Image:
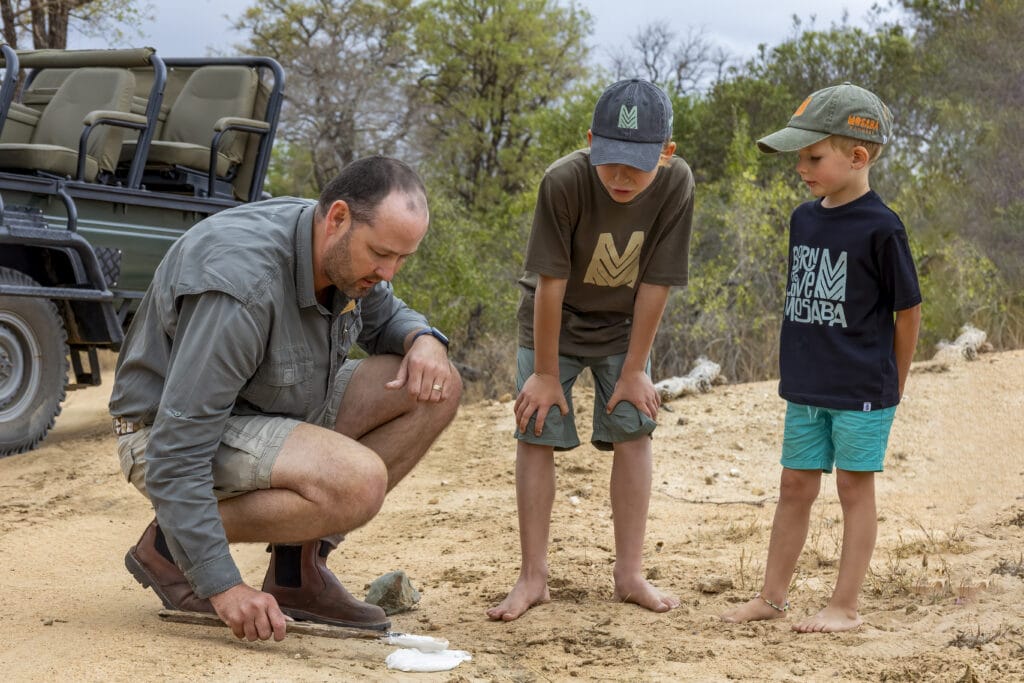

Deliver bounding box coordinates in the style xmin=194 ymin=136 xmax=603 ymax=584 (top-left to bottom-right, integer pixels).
xmin=793 ymin=469 xmax=874 ymax=633
xmin=486 ymin=441 xmax=555 ymax=621
xmin=610 ymin=436 xmax=679 ymax=612
xmin=218 ymin=425 xmax=389 ymax=543
xmin=334 ymin=355 xmax=462 ymax=490
xmin=219 ymin=355 xmax=461 ymax=542
xmin=721 ymin=467 xmax=820 ymax=623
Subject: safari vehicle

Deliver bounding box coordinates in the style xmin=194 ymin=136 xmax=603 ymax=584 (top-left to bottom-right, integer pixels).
xmin=0 ymin=45 xmax=284 ymax=455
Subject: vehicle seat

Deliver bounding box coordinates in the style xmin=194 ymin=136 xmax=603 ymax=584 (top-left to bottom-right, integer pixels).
xmin=131 ymin=65 xmax=259 ymax=177
xmin=0 ymin=67 xmax=135 ymax=181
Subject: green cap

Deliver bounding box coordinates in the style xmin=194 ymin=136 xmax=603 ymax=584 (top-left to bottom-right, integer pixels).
xmin=757 ymin=82 xmax=893 ymax=153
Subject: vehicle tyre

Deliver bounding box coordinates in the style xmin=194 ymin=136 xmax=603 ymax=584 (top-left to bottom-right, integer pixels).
xmin=0 ymin=267 xmax=68 ymax=456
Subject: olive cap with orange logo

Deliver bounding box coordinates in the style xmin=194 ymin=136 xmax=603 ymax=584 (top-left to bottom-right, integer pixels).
xmin=757 ymin=82 xmax=893 ymax=153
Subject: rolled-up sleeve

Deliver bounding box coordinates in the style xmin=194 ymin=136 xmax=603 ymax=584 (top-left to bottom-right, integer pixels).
xmin=146 ymin=291 xmax=265 ymax=598
xmin=355 ymin=282 xmax=428 ymax=356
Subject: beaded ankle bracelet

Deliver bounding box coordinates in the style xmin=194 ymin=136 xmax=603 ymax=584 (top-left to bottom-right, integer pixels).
xmin=755 ymin=592 xmax=789 ymax=612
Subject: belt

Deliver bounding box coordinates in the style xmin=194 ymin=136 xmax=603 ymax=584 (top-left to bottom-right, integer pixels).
xmin=112 ymin=416 xmax=146 ymax=436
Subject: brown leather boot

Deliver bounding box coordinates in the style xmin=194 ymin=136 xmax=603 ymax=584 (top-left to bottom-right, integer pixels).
xmin=262 ymin=541 xmax=390 ymax=631
xmin=124 ymin=519 xmax=214 ymax=613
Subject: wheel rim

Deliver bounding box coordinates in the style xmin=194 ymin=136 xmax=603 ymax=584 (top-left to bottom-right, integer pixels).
xmin=0 ymin=311 xmax=42 ymax=419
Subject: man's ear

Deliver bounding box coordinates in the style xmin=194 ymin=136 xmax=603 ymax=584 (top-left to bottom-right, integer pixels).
xmin=324 ymin=200 xmax=350 ymax=235
xmin=586 ymin=129 xmax=593 ymax=147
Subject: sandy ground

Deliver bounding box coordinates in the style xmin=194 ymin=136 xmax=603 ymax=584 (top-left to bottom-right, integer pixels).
xmin=2 ymin=350 xmax=1023 ymax=682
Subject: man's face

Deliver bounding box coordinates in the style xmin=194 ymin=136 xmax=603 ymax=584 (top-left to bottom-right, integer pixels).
xmin=324 ymin=191 xmax=428 ymax=299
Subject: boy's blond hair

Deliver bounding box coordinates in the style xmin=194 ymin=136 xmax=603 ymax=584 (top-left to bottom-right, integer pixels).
xmin=828 ymin=134 xmax=884 ymax=164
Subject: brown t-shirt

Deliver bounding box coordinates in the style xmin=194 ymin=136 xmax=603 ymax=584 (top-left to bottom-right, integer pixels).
xmin=517 ymin=149 xmax=695 ymax=357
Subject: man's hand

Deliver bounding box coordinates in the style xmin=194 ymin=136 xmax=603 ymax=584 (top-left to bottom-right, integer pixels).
xmin=387 ymin=334 xmax=453 ymax=402
xmin=515 ymin=372 xmax=568 ymax=436
xmin=606 ymin=370 xmax=660 ymax=419
xmin=209 ymin=582 xmax=289 ymax=642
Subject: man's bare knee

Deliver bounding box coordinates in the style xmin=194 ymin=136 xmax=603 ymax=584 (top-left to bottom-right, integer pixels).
xmin=436 ymin=365 xmax=463 ymax=420
xmin=320 ymin=444 xmax=388 ymax=529
xmin=273 ymin=426 xmax=388 ymax=529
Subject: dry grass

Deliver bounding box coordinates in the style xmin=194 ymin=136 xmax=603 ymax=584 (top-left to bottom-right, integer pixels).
xmin=992 ymin=555 xmax=1024 ymax=579
xmin=948 ymin=624 xmax=1008 ymax=649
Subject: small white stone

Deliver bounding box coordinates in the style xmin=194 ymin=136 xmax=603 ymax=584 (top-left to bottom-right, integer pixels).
xmin=569 ymin=495 xmax=580 ymax=506
xmin=728 ymin=468 xmax=741 ymax=477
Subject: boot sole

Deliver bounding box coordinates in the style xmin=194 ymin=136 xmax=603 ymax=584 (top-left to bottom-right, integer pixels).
xmin=278 ymin=606 xmax=391 ymax=632
xmin=124 ymin=548 xmax=176 ymax=610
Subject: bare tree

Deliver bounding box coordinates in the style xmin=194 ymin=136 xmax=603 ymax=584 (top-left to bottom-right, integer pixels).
xmin=235 ymin=0 xmax=424 ymax=190
xmin=1 ymin=0 xmax=145 ymax=49
xmin=608 ymin=21 xmax=719 ymax=95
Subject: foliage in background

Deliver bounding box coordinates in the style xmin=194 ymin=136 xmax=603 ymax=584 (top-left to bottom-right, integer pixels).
xmin=414 ymin=0 xmax=592 ymax=213
xmin=230 ymin=0 xmax=1023 ymax=392
xmin=234 ymin=0 xmax=425 ymax=188
xmin=659 ymin=116 xmax=799 ymax=382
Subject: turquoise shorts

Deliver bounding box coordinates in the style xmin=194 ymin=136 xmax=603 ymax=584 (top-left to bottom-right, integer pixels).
xmin=514 ymin=347 xmax=657 ymax=451
xmin=781 ymin=401 xmax=897 ymax=473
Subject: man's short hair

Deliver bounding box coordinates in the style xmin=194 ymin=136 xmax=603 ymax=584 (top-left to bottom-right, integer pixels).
xmin=317 ymin=156 xmax=427 ymax=225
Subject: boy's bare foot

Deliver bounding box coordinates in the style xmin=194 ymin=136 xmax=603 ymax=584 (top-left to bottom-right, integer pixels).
xmin=486 ymin=575 xmax=550 ymax=621
xmin=720 ymin=594 xmax=788 ymax=623
xmin=613 ymin=574 xmax=679 ymax=613
xmin=792 ymin=605 xmax=862 ymax=632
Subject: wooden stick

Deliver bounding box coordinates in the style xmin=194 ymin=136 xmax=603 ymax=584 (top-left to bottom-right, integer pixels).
xmin=158 ymin=609 xmax=385 ymax=641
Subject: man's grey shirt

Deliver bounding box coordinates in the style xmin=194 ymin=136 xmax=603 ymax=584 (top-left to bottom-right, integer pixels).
xmin=109 ymin=197 xmax=428 ymax=598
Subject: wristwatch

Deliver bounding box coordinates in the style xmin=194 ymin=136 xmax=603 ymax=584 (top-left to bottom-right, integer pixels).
xmin=411 ymin=326 xmax=450 ymax=349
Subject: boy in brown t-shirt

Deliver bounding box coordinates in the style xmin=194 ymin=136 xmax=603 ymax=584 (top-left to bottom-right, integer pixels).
xmin=487 ymin=79 xmax=695 ymax=621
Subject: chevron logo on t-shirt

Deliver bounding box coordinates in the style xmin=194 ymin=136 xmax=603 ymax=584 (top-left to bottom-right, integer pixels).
xmin=583 ymin=231 xmax=644 ymax=287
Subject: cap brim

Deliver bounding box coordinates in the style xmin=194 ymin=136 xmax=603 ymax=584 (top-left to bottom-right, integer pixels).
xmin=756 ymin=127 xmax=830 ymax=153
xmin=589 ymin=134 xmax=662 ymax=172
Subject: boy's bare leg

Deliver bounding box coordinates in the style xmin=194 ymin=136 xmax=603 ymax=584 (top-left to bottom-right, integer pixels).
xmin=486 ymin=441 xmax=555 ymax=621
xmin=721 ymin=467 xmax=820 ymax=623
xmin=793 ymin=469 xmax=874 ymax=633
xmin=610 ymin=436 xmax=679 ymax=612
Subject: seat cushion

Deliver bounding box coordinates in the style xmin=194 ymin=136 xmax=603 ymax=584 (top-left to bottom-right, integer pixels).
xmin=0 ymin=143 xmax=99 ymax=180
xmin=143 ymin=141 xmax=234 ymax=176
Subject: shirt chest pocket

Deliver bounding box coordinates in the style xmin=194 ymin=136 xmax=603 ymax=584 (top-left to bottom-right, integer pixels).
xmin=242 ymin=347 xmax=314 ymax=417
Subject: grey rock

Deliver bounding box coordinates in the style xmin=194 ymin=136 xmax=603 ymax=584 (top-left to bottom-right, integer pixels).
xmin=365 ymin=570 xmax=421 ymax=615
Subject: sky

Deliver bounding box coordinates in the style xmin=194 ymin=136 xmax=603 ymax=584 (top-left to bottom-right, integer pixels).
xmin=72 ymin=0 xmax=895 ymax=64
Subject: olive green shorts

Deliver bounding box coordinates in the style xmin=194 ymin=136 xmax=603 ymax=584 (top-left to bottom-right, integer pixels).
xmin=514 ymin=346 xmax=657 ymax=451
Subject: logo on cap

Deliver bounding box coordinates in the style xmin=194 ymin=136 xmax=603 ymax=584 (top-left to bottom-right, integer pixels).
xmin=847 ymin=115 xmax=879 ymax=135
xmin=618 ymin=105 xmax=638 ymax=130
xmin=793 ymin=95 xmax=812 ymax=117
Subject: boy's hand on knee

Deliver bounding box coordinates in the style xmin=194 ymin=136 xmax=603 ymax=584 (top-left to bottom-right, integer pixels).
xmin=515 ymin=372 xmax=567 ymax=435
xmin=607 ymin=370 xmax=660 ymax=419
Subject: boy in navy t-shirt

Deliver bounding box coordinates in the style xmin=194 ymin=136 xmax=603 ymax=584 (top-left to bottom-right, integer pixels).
xmin=721 ymin=83 xmax=921 ymax=632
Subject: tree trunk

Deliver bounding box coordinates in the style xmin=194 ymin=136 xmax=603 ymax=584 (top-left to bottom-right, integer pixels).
xmin=29 ymin=0 xmax=46 ymax=48
xmin=1 ymin=0 xmax=19 ymax=48
xmin=47 ymin=0 xmax=69 ymax=49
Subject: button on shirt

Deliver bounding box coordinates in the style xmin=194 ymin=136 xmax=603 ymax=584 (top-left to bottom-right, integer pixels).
xmin=109 ymin=197 xmax=427 ymax=598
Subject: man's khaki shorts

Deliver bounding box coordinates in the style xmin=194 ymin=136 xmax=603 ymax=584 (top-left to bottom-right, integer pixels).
xmin=117 ymin=359 xmax=362 ymax=500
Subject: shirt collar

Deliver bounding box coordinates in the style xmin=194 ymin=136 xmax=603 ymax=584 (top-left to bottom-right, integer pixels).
xmin=294 ymin=204 xmax=319 ymax=309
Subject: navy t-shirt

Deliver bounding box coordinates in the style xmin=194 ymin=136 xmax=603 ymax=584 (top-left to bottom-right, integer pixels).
xmin=779 ymin=190 xmax=921 ymax=411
